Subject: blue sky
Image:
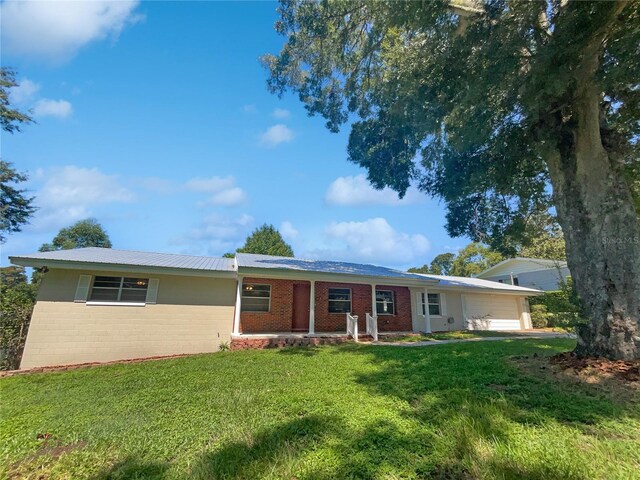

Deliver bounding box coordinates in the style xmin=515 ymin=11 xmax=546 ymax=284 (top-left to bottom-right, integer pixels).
xmin=1 ymin=1 xmax=466 ymax=270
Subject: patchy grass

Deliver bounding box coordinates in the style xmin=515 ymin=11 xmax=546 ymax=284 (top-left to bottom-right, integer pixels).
xmin=378 ymin=329 xmax=534 ymax=342
xmin=2 ymin=339 xmax=639 ymax=479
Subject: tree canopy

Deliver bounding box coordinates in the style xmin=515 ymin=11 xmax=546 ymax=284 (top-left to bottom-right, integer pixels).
xmin=1 ymin=69 xmax=36 ymax=243
xmin=408 ymin=252 xmax=456 ymax=275
xmin=235 ymin=224 xmax=294 ymax=257
xmin=39 ymin=218 xmax=113 ymax=252
xmin=0 ymin=161 xmax=36 ymax=243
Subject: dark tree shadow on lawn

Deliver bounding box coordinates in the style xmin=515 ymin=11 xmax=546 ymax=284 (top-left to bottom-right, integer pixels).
xmin=93 ymin=456 xmax=170 ymax=480
xmin=190 ymin=414 xmax=338 ymax=480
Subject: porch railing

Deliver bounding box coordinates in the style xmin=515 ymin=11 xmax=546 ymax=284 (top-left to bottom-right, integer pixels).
xmin=346 ymin=313 xmax=359 ymax=342
xmin=366 ymin=313 xmax=378 ymax=341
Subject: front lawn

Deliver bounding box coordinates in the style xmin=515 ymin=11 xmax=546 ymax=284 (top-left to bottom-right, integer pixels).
xmin=377 ymin=329 xmax=547 ymax=342
xmin=2 ymin=339 xmax=639 ymax=479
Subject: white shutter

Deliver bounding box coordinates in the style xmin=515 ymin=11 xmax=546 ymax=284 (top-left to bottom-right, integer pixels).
xmin=440 ymin=293 xmax=447 ymax=316
xmin=146 ymin=278 xmax=159 ymax=304
xmin=74 ymin=275 xmax=92 ymax=302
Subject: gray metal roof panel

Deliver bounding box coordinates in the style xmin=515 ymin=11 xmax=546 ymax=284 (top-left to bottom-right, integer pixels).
xmin=236 ymin=253 xmax=430 ymax=280
xmin=10 ymin=247 xmax=236 ymax=272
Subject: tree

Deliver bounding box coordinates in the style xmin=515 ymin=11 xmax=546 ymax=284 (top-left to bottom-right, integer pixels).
xmin=0 ymin=267 xmax=36 ymax=370
xmin=519 ymin=216 xmax=566 ymax=261
xmin=236 ymin=224 xmax=294 ymax=257
xmin=409 ymin=252 xmax=456 ymax=275
xmin=1 ymin=69 xmax=36 ymax=242
xmin=264 ymin=1 xmax=640 ymax=359
xmin=39 ymin=218 xmax=112 ymax=252
xmin=1 ymin=68 xmax=33 ymax=134
xmin=450 ymin=243 xmax=504 ymax=277
xmin=0 ymin=161 xmax=37 ymax=243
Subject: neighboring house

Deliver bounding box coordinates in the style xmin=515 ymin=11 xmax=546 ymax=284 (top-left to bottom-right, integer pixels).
xmin=476 ymin=257 xmax=570 ymax=291
xmin=10 ymin=248 xmax=540 ymax=369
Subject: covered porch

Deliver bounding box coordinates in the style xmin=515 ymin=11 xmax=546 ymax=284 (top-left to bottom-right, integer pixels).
xmin=231 ymin=273 xmax=440 ymax=340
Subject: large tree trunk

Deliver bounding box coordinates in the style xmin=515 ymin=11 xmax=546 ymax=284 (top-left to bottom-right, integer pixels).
xmin=545 ymin=21 xmax=640 ymax=359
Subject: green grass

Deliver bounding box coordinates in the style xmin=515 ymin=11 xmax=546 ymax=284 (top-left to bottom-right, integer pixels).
xmin=2 ymin=339 xmax=639 ymax=479
xmin=378 ymin=330 xmax=534 ymax=342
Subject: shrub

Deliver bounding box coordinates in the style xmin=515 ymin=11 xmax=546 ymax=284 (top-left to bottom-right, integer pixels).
xmin=530 ymin=304 xmax=549 ymax=328
xmin=529 ymin=277 xmax=583 ymax=330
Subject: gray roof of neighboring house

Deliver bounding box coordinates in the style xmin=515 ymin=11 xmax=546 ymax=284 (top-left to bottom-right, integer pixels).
xmin=10 ymin=247 xmax=236 ymax=272
xmin=475 ymin=257 xmax=568 ymax=278
xmin=416 ymin=273 xmax=541 ymax=293
xmin=235 ymin=253 xmax=430 ymax=281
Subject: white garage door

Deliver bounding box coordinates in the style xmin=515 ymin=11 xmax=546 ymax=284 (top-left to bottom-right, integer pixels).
xmin=464 ymin=295 xmax=522 ymax=331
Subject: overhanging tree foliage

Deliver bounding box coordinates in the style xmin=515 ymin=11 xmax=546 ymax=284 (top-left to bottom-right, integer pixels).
xmin=264 ymin=0 xmax=640 ymax=359
xmin=1 ymin=69 xmax=36 ymax=242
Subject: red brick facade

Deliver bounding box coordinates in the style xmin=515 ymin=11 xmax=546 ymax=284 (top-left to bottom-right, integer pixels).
xmin=238 ymin=277 xmax=413 ymax=333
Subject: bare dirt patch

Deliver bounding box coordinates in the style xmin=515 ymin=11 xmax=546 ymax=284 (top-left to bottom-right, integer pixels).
xmin=550 ymin=352 xmax=640 ymax=385
xmin=513 ymin=352 xmax=640 ymax=402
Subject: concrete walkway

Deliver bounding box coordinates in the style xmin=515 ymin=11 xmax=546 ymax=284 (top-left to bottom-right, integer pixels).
xmin=374 ymin=331 xmax=574 ymax=347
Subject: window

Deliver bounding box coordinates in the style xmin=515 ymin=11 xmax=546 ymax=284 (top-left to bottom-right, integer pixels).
xmin=241 ymin=283 xmax=271 ymax=312
xmin=376 ymin=290 xmax=395 ymax=315
xmin=328 ymin=288 xmax=351 ymax=313
xmin=512 ymin=277 xmax=520 ymax=286
xmin=428 ymin=293 xmax=442 ymax=316
xmin=90 ymin=276 xmax=149 ymax=303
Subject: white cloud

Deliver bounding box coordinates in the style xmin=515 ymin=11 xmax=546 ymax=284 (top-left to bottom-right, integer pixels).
xmin=173 ymin=213 xmax=254 ymax=255
xmin=9 ymin=78 xmax=40 ymax=105
xmin=243 ymin=104 xmax=257 ymax=114
xmin=325 ymin=174 xmax=424 ymax=206
xmin=32 ymin=166 xmax=135 ymax=231
xmin=33 ymin=99 xmax=73 ymax=119
xmin=0 ymin=0 xmax=142 ymax=63
xmin=185 ymin=176 xmax=236 ymax=193
xmin=207 ymin=187 xmax=247 ymax=206
xmin=185 ymin=176 xmax=247 ymax=207
xmin=272 ymin=108 xmax=291 ymax=119
xmin=316 ymin=217 xmax=430 ymax=265
xmin=259 ymin=124 xmax=294 ymax=148
xmin=280 ymin=221 xmax=299 ymax=240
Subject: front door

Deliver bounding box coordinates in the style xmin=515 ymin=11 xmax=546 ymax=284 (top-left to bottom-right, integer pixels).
xmin=292 ymin=283 xmax=311 ymax=332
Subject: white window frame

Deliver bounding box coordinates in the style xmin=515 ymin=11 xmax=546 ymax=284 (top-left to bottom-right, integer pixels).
xmin=375 ymin=289 xmax=395 ymax=315
xmin=87 ymin=276 xmax=149 ymax=306
xmin=328 ymin=287 xmax=352 ymax=314
xmin=427 ymin=293 xmax=443 ymax=317
xmin=241 ymin=283 xmax=271 ymax=313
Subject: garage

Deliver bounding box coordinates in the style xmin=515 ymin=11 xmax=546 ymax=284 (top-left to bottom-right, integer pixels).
xmin=463 ymin=294 xmax=522 ymax=330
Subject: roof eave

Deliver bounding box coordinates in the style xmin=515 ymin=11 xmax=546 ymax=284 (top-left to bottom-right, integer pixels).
xmin=9 ymin=256 xmax=237 ymax=279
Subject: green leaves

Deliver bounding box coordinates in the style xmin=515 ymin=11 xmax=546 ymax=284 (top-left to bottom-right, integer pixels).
xmin=236 ymin=224 xmax=294 ymax=257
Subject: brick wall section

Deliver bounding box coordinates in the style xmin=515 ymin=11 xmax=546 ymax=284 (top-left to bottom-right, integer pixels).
xmin=314 ymin=282 xmax=371 ymax=332
xmin=239 ymin=278 xmax=413 ymax=334
xmin=375 ymin=285 xmax=412 ymax=332
xmin=240 ymin=277 xmax=296 ymax=333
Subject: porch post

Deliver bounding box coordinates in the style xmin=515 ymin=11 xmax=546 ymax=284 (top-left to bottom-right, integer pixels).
xmin=423 ymin=287 xmax=432 ymax=333
xmin=233 ymin=276 xmax=243 ymax=335
xmin=309 ymin=280 xmax=315 ymax=334
xmin=371 ymin=284 xmax=376 ymax=316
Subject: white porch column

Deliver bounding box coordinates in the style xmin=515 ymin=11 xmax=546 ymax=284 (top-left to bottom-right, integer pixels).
xmin=371 ymin=284 xmax=376 ymax=316
xmin=423 ymin=287 xmax=432 ymax=333
xmin=233 ymin=276 xmax=243 ymax=335
xmin=309 ymin=280 xmax=315 ymax=334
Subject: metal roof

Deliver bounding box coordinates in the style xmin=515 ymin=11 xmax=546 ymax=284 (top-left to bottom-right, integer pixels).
xmin=236 ymin=253 xmax=430 ymax=281
xmin=475 ymin=257 xmax=568 ymax=278
xmin=416 ymin=273 xmax=541 ymax=293
xmin=10 ymin=247 xmax=236 ymax=272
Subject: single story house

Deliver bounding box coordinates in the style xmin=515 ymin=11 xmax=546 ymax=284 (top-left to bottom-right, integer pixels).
xmin=10 ymin=248 xmax=540 ymax=369
xmin=475 ymin=257 xmax=570 ymax=291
